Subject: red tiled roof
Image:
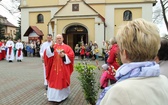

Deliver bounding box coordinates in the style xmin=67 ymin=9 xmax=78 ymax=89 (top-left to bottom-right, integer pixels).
xmin=24 ymin=26 xmax=44 ymax=36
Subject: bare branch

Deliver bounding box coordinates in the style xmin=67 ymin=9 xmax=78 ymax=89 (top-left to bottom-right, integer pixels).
xmin=160 ymin=0 xmax=168 ymax=31
xmin=0 ymin=4 xmax=13 ymax=15
xmin=165 ymin=6 xmax=168 ymax=10
xmin=153 ymin=14 xmax=162 ymax=23
xmin=163 ymin=1 xmax=168 ymax=6
xmin=163 ymin=0 xmax=167 ymax=3
xmin=0 ymin=1 xmax=20 ymax=15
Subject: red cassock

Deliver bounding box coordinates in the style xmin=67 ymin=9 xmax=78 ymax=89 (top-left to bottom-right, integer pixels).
xmin=0 ymin=42 xmax=2 ymax=60
xmin=0 ymin=52 xmax=2 ymax=60
xmin=44 ymin=44 xmax=74 ymax=90
xmin=1 ymin=42 xmax=6 ymax=59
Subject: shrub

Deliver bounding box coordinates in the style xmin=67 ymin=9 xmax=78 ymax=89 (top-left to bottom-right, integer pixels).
xmin=75 ymin=62 xmax=99 ymax=105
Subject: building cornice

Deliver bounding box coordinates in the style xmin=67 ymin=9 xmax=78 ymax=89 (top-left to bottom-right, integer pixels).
xmin=20 ymin=5 xmax=63 ymax=9
xmin=54 ymin=15 xmax=98 ymax=19
xmin=20 ymin=1 xmax=156 ymax=9
xmin=88 ymin=2 xmax=156 ymax=5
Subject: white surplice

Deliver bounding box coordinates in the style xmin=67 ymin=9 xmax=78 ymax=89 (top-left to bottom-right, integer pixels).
xmin=39 ymin=41 xmax=52 ymax=85
xmin=15 ymin=42 xmax=24 ymax=60
xmin=6 ymin=40 xmax=14 ymax=61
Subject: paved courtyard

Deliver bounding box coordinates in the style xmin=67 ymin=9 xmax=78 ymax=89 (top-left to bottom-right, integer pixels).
xmin=0 ymin=57 xmax=104 ymax=105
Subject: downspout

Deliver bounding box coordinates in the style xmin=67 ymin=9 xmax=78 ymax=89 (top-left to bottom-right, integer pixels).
xmin=104 ymin=22 xmax=107 ymax=41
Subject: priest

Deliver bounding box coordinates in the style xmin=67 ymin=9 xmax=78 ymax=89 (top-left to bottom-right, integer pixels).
xmin=44 ymin=34 xmax=75 ymax=102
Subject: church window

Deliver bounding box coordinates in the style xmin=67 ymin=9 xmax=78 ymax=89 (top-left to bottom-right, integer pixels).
xmin=37 ymin=14 xmax=44 ymax=23
xmin=123 ymin=10 xmax=132 ymax=21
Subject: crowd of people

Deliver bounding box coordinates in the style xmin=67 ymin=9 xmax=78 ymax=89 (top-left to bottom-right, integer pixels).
xmin=74 ymin=40 xmax=100 ymax=60
xmin=0 ymin=38 xmax=24 ymax=62
xmin=0 ymin=38 xmax=41 ymax=62
xmin=22 ymin=39 xmax=41 ymax=57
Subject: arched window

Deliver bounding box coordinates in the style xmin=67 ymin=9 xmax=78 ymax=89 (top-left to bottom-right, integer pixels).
xmin=37 ymin=14 xmax=44 ymax=23
xmin=123 ymin=10 xmax=132 ymax=21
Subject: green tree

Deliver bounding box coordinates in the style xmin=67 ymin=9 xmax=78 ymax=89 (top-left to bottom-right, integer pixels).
xmin=15 ymin=18 xmax=21 ymax=40
xmin=0 ymin=23 xmax=5 ymax=40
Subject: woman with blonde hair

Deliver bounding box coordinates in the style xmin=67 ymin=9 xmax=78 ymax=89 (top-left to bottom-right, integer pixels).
xmin=97 ymin=18 xmax=168 ymax=105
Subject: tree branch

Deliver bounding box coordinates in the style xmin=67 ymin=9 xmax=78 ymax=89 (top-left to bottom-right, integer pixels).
xmin=153 ymin=14 xmax=161 ymax=23
xmin=165 ymin=6 xmax=168 ymax=10
xmin=0 ymin=4 xmax=13 ymax=15
xmin=160 ymin=0 xmax=168 ymax=32
xmin=163 ymin=1 xmax=168 ymax=6
xmin=0 ymin=3 xmax=20 ymax=15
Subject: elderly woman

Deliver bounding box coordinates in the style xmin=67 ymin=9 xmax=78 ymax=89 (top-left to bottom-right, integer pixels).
xmin=107 ymin=37 xmax=120 ymax=70
xmin=156 ymin=37 xmax=168 ymax=78
xmin=97 ymin=18 xmax=168 ymax=105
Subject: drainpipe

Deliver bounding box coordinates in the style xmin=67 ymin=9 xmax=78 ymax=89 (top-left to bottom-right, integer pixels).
xmin=104 ymin=22 xmax=107 ymax=41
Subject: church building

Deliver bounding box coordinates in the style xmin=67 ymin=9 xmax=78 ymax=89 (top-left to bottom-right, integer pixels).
xmin=20 ymin=0 xmax=156 ymax=50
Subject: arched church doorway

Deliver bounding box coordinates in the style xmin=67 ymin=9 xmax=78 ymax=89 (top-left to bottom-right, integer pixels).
xmin=63 ymin=25 xmax=88 ymax=50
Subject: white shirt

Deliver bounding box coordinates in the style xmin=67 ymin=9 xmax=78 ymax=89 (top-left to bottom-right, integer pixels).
xmin=39 ymin=41 xmax=52 ymax=58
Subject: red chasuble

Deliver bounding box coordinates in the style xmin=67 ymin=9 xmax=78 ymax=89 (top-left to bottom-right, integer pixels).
xmin=44 ymin=43 xmax=75 ymax=90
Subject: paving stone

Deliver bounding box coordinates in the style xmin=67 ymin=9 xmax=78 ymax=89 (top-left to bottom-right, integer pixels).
xmin=0 ymin=57 xmax=104 ymax=105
